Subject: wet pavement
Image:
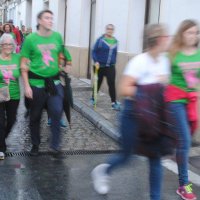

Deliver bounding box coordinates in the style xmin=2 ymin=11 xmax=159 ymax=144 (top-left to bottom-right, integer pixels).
xmin=190 ymin=156 xmax=200 ymax=169
xmin=1 ymin=77 xmax=200 ymax=200
xmin=1 ymin=154 xmax=200 ymax=200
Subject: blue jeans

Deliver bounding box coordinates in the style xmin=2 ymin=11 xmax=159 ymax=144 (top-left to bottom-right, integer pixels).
xmin=168 ymin=103 xmax=191 ymax=186
xmin=30 ymin=84 xmax=64 ymax=150
xmin=106 ymin=99 xmax=163 ymax=200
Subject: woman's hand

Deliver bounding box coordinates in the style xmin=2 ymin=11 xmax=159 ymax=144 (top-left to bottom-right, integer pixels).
xmin=118 ymin=75 xmax=137 ymax=97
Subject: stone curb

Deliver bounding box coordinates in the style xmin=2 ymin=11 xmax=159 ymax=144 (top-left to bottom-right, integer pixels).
xmin=73 ymin=99 xmax=120 ymax=142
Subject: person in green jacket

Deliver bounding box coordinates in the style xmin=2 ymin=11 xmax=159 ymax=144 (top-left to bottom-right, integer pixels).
xmin=0 ymin=33 xmax=21 ymax=160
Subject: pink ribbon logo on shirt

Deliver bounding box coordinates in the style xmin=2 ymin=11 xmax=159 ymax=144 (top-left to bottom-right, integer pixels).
xmin=42 ymin=50 xmax=54 ymax=66
xmin=1 ymin=69 xmax=15 ymax=84
xmin=184 ymin=70 xmax=200 ymax=88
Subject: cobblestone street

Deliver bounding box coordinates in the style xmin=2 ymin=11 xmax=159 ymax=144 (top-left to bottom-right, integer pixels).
xmin=6 ymin=98 xmax=119 ymax=153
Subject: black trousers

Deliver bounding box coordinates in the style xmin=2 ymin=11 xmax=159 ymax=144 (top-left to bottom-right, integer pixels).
xmin=93 ymin=66 xmax=116 ymax=103
xmin=0 ymin=99 xmax=20 ymax=152
xmin=29 ymin=84 xmax=64 ymax=150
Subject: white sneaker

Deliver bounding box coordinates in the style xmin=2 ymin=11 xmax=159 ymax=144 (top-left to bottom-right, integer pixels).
xmin=0 ymin=152 xmax=5 ymax=160
xmin=91 ymin=163 xmax=110 ymax=195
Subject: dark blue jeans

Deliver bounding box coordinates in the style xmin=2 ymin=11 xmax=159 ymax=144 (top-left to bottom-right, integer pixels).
xmin=168 ymin=102 xmax=191 ymax=186
xmin=29 ymin=84 xmax=64 ymax=150
xmin=106 ymin=99 xmax=162 ymax=200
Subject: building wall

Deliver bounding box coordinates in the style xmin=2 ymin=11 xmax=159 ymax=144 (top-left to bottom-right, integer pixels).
xmin=65 ymin=0 xmax=91 ymax=78
xmin=26 ymin=0 xmax=32 ymax=28
xmin=66 ymin=0 xmax=145 ymax=85
xmin=49 ymin=0 xmax=66 ymax=37
xmin=15 ymin=1 xmax=26 ymax=27
xmin=160 ymin=0 xmax=200 ymax=34
xmin=31 ymin=0 xmax=44 ymax=31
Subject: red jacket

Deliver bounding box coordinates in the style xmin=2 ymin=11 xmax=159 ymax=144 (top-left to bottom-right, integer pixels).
xmin=13 ymin=27 xmax=21 ymax=45
xmin=164 ymin=85 xmax=198 ymax=135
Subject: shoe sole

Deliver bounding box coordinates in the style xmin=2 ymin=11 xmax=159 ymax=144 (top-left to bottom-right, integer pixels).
xmin=176 ymin=190 xmax=197 ymax=200
xmin=0 ymin=156 xmax=5 ymax=160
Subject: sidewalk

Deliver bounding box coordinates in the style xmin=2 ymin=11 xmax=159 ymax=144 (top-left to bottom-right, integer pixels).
xmin=71 ymin=76 xmax=200 ymax=165
xmin=71 ymin=76 xmax=120 ymax=141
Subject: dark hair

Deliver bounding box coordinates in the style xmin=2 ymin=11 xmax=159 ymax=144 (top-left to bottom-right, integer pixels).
xmin=2 ymin=23 xmax=13 ymax=32
xmin=36 ymin=9 xmax=53 ymax=30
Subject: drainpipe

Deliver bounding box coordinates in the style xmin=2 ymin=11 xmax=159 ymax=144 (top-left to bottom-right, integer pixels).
xmin=87 ymin=0 xmax=94 ymax=79
xmin=143 ymin=0 xmax=150 ymax=51
xmin=158 ymin=0 xmax=161 ymax=23
xmin=144 ymin=0 xmax=150 ymax=24
xmin=63 ymin=0 xmax=67 ymax=44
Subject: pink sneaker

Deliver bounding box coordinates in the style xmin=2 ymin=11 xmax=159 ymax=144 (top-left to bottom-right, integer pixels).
xmin=176 ymin=184 xmax=197 ymax=200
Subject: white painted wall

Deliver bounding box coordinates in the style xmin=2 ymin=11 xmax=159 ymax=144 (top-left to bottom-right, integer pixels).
xmin=7 ymin=3 xmax=15 ymax=23
xmin=10 ymin=0 xmax=200 ymax=54
xmin=79 ymin=0 xmax=91 ymax=47
xmin=65 ymin=0 xmax=83 ymax=46
xmin=31 ymin=0 xmax=44 ymax=31
xmin=16 ymin=1 xmax=26 ymax=27
xmin=149 ymin=0 xmax=160 ymax=24
xmin=49 ymin=0 xmax=66 ymax=37
xmin=160 ymin=0 xmax=200 ymax=35
xmin=94 ymin=0 xmax=129 ymax=52
xmin=26 ymin=0 xmax=32 ymax=28
xmin=94 ymin=0 xmax=145 ymax=54
xmin=127 ymin=0 xmax=146 ymax=54
xmin=65 ymin=0 xmax=91 ymax=47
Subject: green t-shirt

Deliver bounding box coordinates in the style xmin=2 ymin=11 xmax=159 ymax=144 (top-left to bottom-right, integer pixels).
xmin=21 ymin=31 xmax=72 ymax=87
xmin=104 ymin=37 xmax=117 ymax=45
xmin=170 ymin=50 xmax=200 ymax=103
xmin=0 ymin=53 xmax=21 ymax=99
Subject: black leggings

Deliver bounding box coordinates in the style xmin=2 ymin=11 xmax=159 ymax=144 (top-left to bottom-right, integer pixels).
xmin=93 ymin=66 xmax=116 ymax=103
xmin=0 ymin=100 xmax=20 ymax=152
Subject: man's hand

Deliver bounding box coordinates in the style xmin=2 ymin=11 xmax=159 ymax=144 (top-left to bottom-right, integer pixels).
xmin=25 ymin=85 xmax=33 ymax=99
xmin=62 ymin=64 xmax=71 ymax=73
xmin=95 ymin=62 xmax=100 ymax=70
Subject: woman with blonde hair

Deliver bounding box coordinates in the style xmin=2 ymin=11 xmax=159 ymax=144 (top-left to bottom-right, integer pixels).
xmin=165 ymin=19 xmax=199 ymax=200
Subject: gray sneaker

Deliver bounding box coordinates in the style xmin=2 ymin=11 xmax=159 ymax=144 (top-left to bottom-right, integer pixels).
xmin=91 ymin=164 xmax=110 ymax=195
